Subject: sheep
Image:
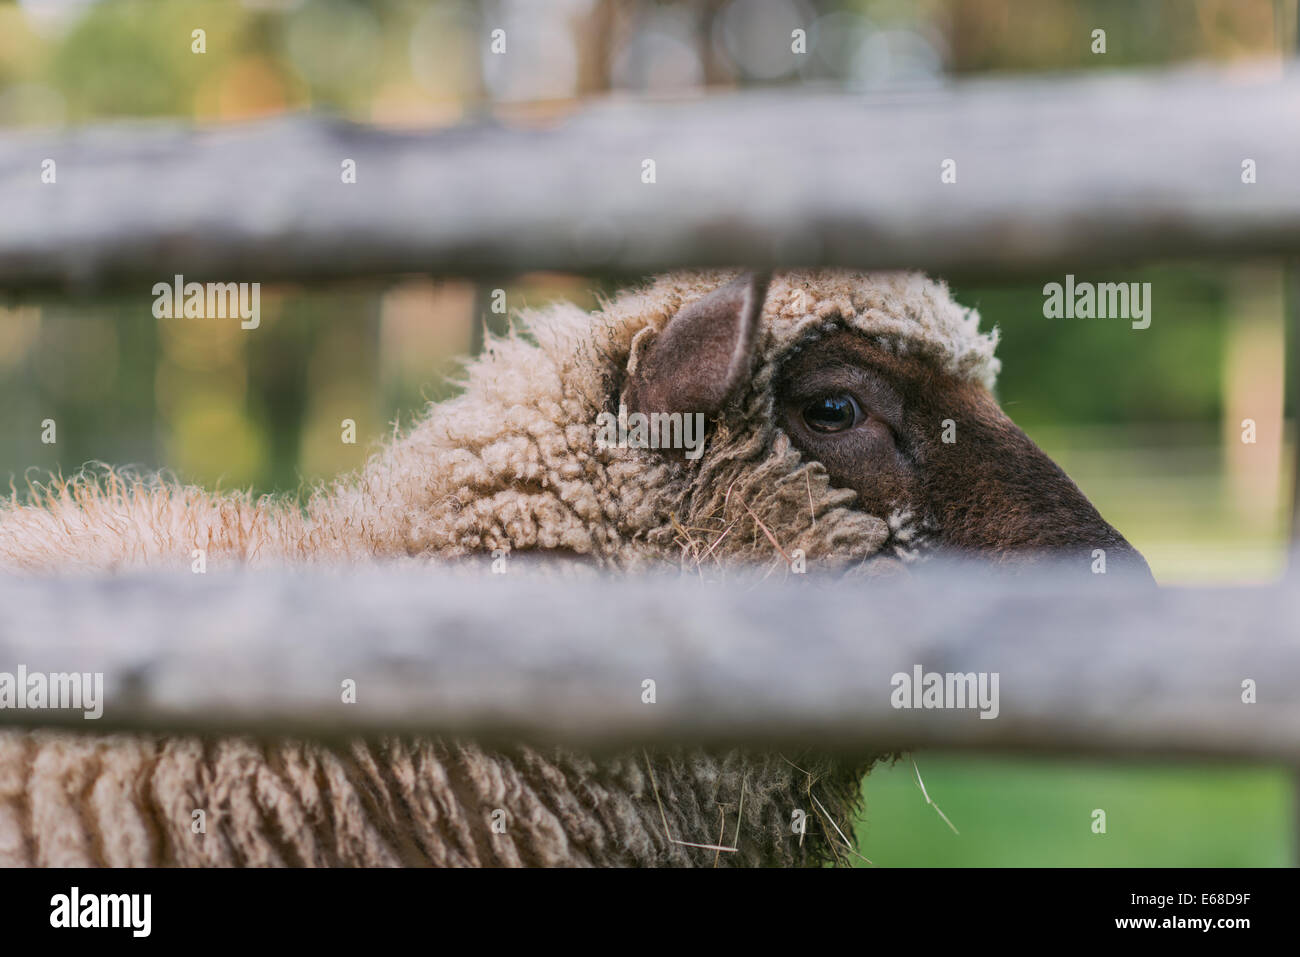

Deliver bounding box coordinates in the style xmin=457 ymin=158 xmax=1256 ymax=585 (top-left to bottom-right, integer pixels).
xmin=0 ymin=269 xmax=1149 ymax=866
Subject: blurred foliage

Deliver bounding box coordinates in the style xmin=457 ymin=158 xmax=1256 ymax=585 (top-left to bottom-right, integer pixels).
xmin=858 ymin=754 xmax=1293 ymax=866
xmin=956 ymin=266 xmax=1230 ymax=430
xmin=942 ymin=0 xmax=1285 ymax=73
xmin=0 ymin=0 xmax=1289 ymax=127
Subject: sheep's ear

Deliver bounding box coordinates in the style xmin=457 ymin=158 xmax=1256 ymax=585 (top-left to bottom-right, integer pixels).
xmin=627 ymin=272 xmax=770 ymax=418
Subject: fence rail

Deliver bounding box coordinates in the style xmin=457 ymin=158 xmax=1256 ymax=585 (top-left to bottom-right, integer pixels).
xmin=0 ymin=64 xmax=1298 ymax=293
xmin=0 ymin=566 xmax=1296 ymax=761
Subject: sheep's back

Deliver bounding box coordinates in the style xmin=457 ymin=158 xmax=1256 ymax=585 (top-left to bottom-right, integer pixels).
xmin=0 ymin=731 xmax=869 ymax=867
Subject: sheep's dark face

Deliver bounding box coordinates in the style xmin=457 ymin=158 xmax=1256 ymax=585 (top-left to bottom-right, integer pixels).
xmin=776 ymin=329 xmax=1152 ymax=578
xmin=626 ymin=271 xmax=1153 ymax=580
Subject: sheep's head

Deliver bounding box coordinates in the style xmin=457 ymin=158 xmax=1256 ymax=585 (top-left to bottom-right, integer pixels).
xmin=620 ymin=270 xmax=1151 ymax=580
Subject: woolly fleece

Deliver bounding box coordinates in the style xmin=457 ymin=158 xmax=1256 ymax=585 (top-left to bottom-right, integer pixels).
xmin=0 ymin=269 xmax=998 ymax=866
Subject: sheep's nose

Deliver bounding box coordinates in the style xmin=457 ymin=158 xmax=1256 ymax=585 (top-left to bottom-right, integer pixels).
xmin=993 ymin=528 xmax=1155 ymax=584
xmin=1092 ymin=531 xmax=1156 ymax=584
xmin=941 ymin=409 xmax=1157 ymax=585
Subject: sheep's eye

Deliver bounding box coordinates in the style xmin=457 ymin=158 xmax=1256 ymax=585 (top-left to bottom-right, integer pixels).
xmin=802 ymin=394 xmax=859 ymax=433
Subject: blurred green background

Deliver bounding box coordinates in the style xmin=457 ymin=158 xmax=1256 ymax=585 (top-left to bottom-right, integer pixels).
xmin=0 ymin=0 xmax=1296 ymax=865
xmin=860 ymin=755 xmax=1294 ymax=867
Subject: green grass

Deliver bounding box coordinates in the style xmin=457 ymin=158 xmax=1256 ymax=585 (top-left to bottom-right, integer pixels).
xmin=854 ymin=754 xmax=1294 ymax=867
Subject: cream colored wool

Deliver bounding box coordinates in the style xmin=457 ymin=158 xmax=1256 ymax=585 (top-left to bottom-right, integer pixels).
xmin=0 ymin=269 xmax=998 ymax=867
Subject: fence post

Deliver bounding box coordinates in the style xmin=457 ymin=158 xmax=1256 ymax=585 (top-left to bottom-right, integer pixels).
xmin=1289 ymin=259 xmax=1300 ymax=867
xmin=1287 ymin=0 xmax=1299 ymax=866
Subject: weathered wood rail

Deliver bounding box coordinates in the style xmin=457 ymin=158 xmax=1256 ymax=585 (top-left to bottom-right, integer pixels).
xmin=0 ymin=63 xmax=1298 ymax=293
xmin=0 ymin=565 xmax=1295 ymax=761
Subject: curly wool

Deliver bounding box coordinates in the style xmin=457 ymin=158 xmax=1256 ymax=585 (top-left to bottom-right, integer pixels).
xmin=0 ymin=269 xmax=998 ymax=867
xmin=316 ymin=269 xmax=997 ymax=574
xmin=0 ymin=733 xmax=868 ymax=867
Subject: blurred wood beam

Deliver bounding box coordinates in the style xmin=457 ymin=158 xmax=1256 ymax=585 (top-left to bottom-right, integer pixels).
xmin=1 ymin=64 xmax=1298 ymax=294
xmin=0 ymin=565 xmax=1297 ymax=763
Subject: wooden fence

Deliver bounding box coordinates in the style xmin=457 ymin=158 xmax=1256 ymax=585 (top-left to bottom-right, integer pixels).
xmin=0 ymin=566 xmax=1296 ymax=763
xmin=0 ymin=65 xmax=1298 ymax=292
xmin=0 ymin=60 xmax=1299 ymax=858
